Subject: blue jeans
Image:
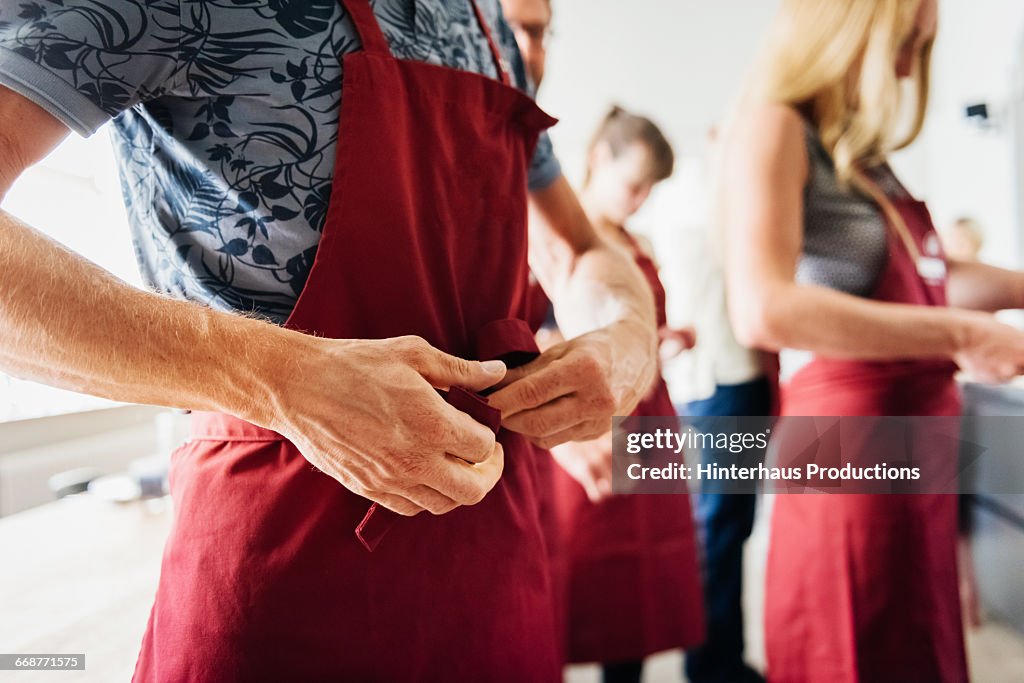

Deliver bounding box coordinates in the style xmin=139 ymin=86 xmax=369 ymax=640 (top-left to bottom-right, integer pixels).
xmin=680 ymin=378 xmax=772 ymax=683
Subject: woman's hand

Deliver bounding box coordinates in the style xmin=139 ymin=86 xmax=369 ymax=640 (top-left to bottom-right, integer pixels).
xmin=258 ymin=334 xmax=508 ymax=517
xmin=551 ymin=434 xmax=614 ymax=502
xmin=659 ymin=326 xmax=697 ymax=361
xmin=953 ymin=311 xmax=1024 ymax=383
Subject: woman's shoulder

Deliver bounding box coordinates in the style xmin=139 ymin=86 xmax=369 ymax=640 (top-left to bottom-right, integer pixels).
xmin=725 ymin=102 xmax=811 ymax=188
xmin=731 ymin=103 xmax=809 ymax=148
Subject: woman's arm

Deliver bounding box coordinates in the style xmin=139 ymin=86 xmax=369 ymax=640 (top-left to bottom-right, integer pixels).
xmin=947 ymin=260 xmax=1024 ymax=312
xmin=724 ymin=104 xmax=1024 ymax=382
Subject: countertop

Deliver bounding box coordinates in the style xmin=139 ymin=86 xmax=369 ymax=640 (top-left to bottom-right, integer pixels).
xmin=0 ymin=495 xmax=171 ymax=682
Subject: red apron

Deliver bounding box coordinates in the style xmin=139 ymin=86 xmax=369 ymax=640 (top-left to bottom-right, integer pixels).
xmin=765 ymin=192 xmax=969 ymax=682
xmin=545 ymin=239 xmax=705 ymax=663
xmin=131 ymin=1 xmax=561 ymax=680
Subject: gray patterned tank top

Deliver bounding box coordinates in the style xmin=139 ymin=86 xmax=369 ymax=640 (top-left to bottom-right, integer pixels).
xmin=781 ymin=124 xmax=903 ymax=379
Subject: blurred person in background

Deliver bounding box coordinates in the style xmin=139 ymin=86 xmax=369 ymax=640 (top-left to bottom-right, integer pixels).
xmin=939 ymin=214 xmax=986 ymax=629
xmin=499 ymin=9 xmax=703 ymax=676
xmin=501 ymin=0 xmax=552 ymax=87
xmin=721 ymin=0 xmax=1024 ymax=681
xmin=541 ymin=106 xmax=705 ymax=683
xmin=941 ymin=216 xmax=984 ymax=263
xmin=669 ymin=125 xmax=773 ymax=683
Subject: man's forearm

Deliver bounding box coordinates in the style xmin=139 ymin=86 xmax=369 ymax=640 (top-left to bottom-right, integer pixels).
xmin=0 ymin=210 xmax=295 ymax=422
xmin=527 ymin=176 xmax=659 ymax=410
xmin=548 ymin=242 xmax=656 ymax=348
xmin=554 ymin=243 xmax=660 ymax=407
xmin=528 ymin=176 xmax=656 ymax=336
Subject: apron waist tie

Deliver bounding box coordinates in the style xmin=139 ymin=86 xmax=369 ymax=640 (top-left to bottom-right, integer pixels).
xmin=188 ymin=318 xmax=541 ymax=552
xmin=357 ymin=318 xmax=540 ymax=551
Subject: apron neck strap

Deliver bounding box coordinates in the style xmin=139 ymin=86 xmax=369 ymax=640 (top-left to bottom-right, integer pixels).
xmin=339 ymin=0 xmax=391 ymax=56
xmin=340 ymin=0 xmax=511 ymax=85
xmin=468 ymin=0 xmax=511 ymax=86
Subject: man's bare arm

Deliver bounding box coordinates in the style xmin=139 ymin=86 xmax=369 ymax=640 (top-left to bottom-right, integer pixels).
xmin=489 ymin=175 xmax=659 ymax=447
xmin=0 ymin=86 xmax=508 ymax=516
xmin=529 ymin=176 xmax=657 ymax=354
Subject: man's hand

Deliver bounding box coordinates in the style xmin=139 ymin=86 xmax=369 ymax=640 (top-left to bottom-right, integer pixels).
xmin=516 ymin=175 xmax=660 ymax=449
xmin=250 ymin=335 xmax=508 ymax=517
xmin=488 ymin=320 xmax=654 ymax=449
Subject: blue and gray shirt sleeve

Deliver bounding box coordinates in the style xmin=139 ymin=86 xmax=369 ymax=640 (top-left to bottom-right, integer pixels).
xmin=0 ymin=0 xmax=181 ymax=136
xmin=490 ymin=5 xmax=561 ymax=191
xmin=0 ymin=0 xmax=561 ymax=190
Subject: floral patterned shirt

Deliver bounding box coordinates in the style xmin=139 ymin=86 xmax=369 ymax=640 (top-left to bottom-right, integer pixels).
xmin=0 ymin=0 xmax=560 ymax=321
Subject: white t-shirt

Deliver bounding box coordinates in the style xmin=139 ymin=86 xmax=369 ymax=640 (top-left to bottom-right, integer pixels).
xmin=635 ymin=159 xmax=764 ymax=404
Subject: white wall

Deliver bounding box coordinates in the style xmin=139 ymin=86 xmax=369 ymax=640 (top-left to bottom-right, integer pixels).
xmin=536 ymin=0 xmax=780 ymax=375
xmin=2 ymin=128 xmax=138 ymax=421
xmin=539 ymin=0 xmax=780 ymax=186
xmin=894 ymin=0 xmax=1024 ymax=269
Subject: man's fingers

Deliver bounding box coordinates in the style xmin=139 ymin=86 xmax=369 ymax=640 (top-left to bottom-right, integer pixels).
xmin=490 ymin=358 xmax=538 ymax=390
xmin=442 ymin=404 xmax=499 ymax=464
xmin=401 ymin=485 xmax=460 ymax=515
xmin=488 ymin=363 xmax=570 ymax=418
xmin=366 ymin=491 xmax=426 ymax=517
xmin=412 ymin=389 xmax=496 ymax=463
xmin=426 ymin=443 xmax=505 ymax=505
xmin=529 ymin=419 xmax=609 ymax=450
xmin=501 ymin=395 xmax=580 ymax=437
xmin=400 ymin=337 xmax=506 ymax=392
xmin=363 ymin=435 xmax=501 ymax=513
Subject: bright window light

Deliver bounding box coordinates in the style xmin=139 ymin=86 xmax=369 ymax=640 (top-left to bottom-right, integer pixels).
xmin=0 ymin=125 xmax=140 ymax=421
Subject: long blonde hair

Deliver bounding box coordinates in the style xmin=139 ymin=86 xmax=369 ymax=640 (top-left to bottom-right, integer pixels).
xmin=734 ymin=0 xmax=935 ymax=257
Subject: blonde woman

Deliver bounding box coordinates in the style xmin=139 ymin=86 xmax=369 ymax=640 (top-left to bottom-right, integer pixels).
xmin=721 ymin=0 xmax=1024 ymax=681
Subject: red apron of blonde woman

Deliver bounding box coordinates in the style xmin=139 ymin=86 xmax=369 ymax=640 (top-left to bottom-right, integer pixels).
xmin=766 ymin=161 xmax=966 ymax=682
